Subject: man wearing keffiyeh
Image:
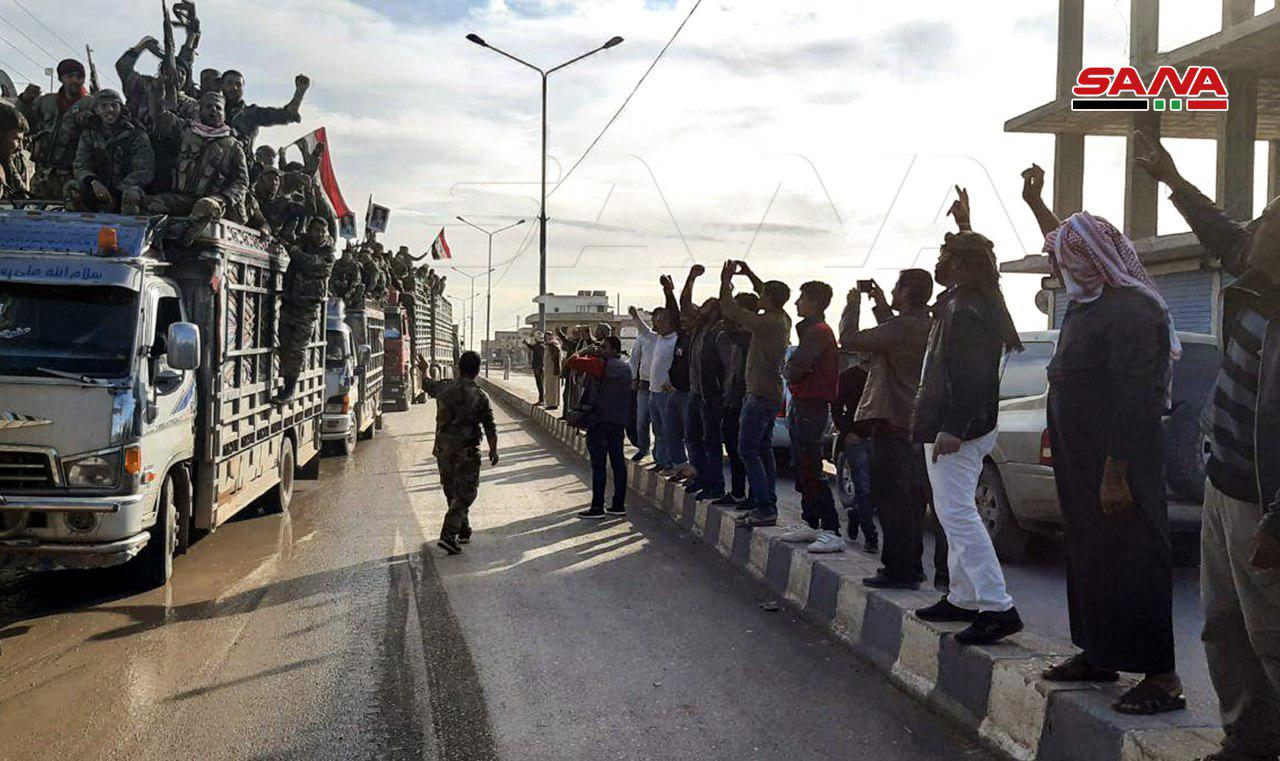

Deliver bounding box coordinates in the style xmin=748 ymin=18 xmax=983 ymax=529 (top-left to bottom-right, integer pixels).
xmin=1021 ymin=164 xmax=1185 ymax=716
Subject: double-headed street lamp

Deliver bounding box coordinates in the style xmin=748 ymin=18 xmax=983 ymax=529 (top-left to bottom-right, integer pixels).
xmin=457 ymin=216 xmax=525 ymax=376
xmin=449 ymin=266 xmax=494 ymax=354
xmin=464 ymin=32 xmax=624 ymax=335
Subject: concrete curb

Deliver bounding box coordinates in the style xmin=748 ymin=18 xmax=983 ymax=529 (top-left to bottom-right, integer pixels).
xmin=481 ymin=379 xmax=1224 ymax=761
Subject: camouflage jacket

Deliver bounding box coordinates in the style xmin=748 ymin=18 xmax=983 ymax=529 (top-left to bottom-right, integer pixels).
xmin=428 ymin=377 xmax=497 ymax=454
xmin=73 ymin=116 xmax=155 ymax=191
xmin=0 ymin=149 xmax=32 ymax=198
xmin=329 ymin=254 xmax=363 ymax=303
xmin=17 ymin=91 xmax=93 ymax=173
xmin=284 ymin=240 xmax=335 ymax=303
xmin=359 ymin=254 xmax=387 ymax=302
xmin=152 ymin=110 xmax=249 ymax=212
xmin=226 ymin=99 xmax=299 ymax=154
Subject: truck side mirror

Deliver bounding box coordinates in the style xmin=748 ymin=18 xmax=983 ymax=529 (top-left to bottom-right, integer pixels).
xmin=167 ymin=322 xmax=202 ymax=371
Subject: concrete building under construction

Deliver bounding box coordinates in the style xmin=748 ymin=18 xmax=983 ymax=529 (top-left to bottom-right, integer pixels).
xmin=1002 ymin=0 xmax=1280 ymax=334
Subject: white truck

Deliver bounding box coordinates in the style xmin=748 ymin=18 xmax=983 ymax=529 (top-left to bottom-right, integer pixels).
xmin=321 ymin=299 xmax=384 ymax=455
xmin=0 ymin=211 xmax=325 ymax=587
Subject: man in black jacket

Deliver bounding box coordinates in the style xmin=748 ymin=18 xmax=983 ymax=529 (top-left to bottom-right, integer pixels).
xmin=910 ymin=191 xmax=1023 ymax=646
xmin=1137 ymin=134 xmax=1280 ymax=761
xmin=524 ymin=335 xmax=546 ymax=405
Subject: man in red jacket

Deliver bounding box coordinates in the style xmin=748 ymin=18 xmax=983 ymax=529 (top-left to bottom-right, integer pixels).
xmin=781 ymin=281 xmax=844 ymax=553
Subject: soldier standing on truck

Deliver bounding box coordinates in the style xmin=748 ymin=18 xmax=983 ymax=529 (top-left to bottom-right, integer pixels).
xmin=69 ymin=90 xmax=154 ymax=215
xmin=427 ymin=351 xmax=499 ymax=555
xmin=275 ymin=216 xmax=335 ymax=402
xmin=16 ymin=59 xmax=94 ymax=200
xmin=0 ymin=102 xmax=30 ymax=199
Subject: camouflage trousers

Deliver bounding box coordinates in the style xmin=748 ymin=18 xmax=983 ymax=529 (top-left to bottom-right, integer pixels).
xmin=277 ymin=295 xmax=321 ymax=383
xmin=66 ymin=182 xmax=145 ymax=216
xmin=143 ymin=193 xmax=243 ymax=223
xmin=30 ymin=169 xmax=74 ymax=203
xmin=437 ymin=445 xmax=481 ymax=540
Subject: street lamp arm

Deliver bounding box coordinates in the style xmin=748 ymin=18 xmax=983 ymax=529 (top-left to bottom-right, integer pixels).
xmin=547 ymin=43 xmax=614 ymax=74
xmin=455 ymin=216 xmax=490 ymax=234
xmin=477 ymin=41 xmax=544 ymax=75
xmin=495 ymin=220 xmax=526 ymax=235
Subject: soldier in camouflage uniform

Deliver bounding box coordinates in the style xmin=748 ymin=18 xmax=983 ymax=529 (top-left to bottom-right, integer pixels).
xmin=274 ymin=216 xmax=335 ymax=402
xmin=329 ymin=243 xmax=365 ymax=307
xmin=426 ymin=351 xmax=500 ymax=555
xmin=16 ymin=59 xmax=94 ymax=201
xmin=359 ymin=244 xmax=388 ymax=304
xmin=244 ymin=165 xmax=281 ymax=233
xmin=0 ymin=101 xmax=29 ymax=199
xmin=221 ymin=70 xmax=309 ymax=155
xmin=69 ymin=90 xmax=154 ymax=215
xmin=144 ymin=89 xmax=248 ymax=234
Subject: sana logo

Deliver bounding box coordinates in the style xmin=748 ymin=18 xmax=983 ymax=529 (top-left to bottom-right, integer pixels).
xmin=1071 ymin=66 xmax=1229 ymax=113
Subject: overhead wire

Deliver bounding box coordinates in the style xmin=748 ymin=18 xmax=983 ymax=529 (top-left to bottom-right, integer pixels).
xmin=0 ymin=30 xmax=43 ymax=71
xmin=7 ymin=0 xmax=78 ymax=56
xmin=0 ymin=9 xmax=55 ymax=61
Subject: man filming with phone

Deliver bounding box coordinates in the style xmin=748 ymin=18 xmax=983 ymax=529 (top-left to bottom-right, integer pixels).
xmin=841 ymin=270 xmax=939 ymax=589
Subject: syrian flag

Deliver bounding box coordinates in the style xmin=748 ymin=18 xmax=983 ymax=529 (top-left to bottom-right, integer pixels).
xmin=292 ymin=127 xmax=351 ymax=219
xmin=430 ymin=228 xmax=452 ymax=260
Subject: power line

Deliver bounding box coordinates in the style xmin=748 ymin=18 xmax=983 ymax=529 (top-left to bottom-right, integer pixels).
xmin=549 ymin=0 xmax=704 ymax=197
xmin=0 ymin=54 xmax=33 ymax=83
xmin=7 ymin=0 xmax=77 ymax=56
xmin=0 ymin=9 xmax=54 ymax=61
xmin=0 ymin=30 xmax=44 ymax=71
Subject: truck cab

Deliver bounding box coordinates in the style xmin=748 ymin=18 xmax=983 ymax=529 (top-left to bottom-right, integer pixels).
xmin=321 ymin=299 xmax=383 ymax=455
xmin=0 ymin=211 xmax=324 ymax=587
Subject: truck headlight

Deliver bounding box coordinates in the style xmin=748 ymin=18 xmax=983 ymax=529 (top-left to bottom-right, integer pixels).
xmin=64 ymin=450 xmax=122 ymax=488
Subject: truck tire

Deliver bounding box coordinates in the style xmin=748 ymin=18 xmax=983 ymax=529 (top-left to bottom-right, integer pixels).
xmin=262 ymin=438 xmax=296 ymax=514
xmin=975 ymin=461 xmax=1032 ymax=563
xmin=374 ymin=398 xmax=384 ymax=431
xmin=358 ymin=406 xmax=375 ymax=440
xmin=1165 ymin=399 xmax=1209 ymax=503
xmin=132 ymin=473 xmax=178 ymax=589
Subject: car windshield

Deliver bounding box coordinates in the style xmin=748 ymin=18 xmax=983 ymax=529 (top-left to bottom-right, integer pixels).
xmin=999 ymin=341 xmax=1055 ymax=400
xmin=326 ymin=330 xmax=349 ymax=366
xmin=0 ymin=281 xmax=138 ymax=378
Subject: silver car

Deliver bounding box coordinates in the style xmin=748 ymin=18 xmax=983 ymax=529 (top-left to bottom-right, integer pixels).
xmin=979 ymin=330 xmax=1219 ymax=561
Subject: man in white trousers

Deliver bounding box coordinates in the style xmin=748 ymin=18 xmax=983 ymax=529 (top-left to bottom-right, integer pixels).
xmin=909 ymin=190 xmax=1024 ymax=646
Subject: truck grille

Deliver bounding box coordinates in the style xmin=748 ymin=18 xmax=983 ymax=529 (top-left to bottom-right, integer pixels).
xmin=0 ymin=450 xmax=55 ymax=489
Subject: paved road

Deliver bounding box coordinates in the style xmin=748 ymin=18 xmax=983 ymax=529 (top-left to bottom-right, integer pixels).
xmin=492 ymin=370 xmax=1215 ymax=718
xmin=0 ymin=396 xmax=994 ymax=761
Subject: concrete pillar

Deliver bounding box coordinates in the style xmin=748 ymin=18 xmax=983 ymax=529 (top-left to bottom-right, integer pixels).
xmin=1053 ymin=0 xmax=1085 ymax=218
xmin=1123 ymin=0 xmax=1161 ymax=240
xmin=1217 ymin=0 xmax=1258 ymax=218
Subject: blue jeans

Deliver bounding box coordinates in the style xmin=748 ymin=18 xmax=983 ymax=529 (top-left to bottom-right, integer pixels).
xmin=634 ymin=386 xmax=652 ymax=456
xmin=649 ymin=390 xmax=687 ymax=469
xmin=738 ymin=394 xmax=778 ymax=516
xmin=843 ymin=435 xmax=877 ymax=542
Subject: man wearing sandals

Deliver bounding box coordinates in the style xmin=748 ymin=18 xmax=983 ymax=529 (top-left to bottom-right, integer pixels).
xmin=1134 ymin=134 xmax=1280 ymax=759
xmin=1021 ymin=164 xmax=1185 ymax=716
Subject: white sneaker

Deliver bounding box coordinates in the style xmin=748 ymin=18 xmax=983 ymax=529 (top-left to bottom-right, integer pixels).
xmin=779 ymin=526 xmax=822 ymax=543
xmin=807 ymin=532 xmax=847 ymax=554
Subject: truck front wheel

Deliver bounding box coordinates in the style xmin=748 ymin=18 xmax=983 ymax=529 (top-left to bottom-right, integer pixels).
xmin=262 ymin=437 xmax=296 ymax=514
xmin=132 ymin=473 xmax=179 ymax=589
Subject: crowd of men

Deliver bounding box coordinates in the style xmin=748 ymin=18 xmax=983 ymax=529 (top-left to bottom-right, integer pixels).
xmin=512 ymin=140 xmax=1280 ymax=760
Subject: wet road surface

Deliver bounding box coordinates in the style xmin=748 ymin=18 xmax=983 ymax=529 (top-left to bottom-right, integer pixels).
xmin=0 ymin=397 xmax=994 ymax=761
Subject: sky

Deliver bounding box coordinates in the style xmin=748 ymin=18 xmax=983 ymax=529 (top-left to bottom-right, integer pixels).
xmin=5 ymin=0 xmax=1270 ymax=342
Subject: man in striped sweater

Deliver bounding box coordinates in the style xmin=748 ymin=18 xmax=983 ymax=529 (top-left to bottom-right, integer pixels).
xmin=1137 ymin=134 xmax=1280 ymax=761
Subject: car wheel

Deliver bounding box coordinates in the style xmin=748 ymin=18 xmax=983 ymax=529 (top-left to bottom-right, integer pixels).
xmin=975 ymin=462 xmax=1032 ymax=563
xmin=132 ymin=473 xmax=178 ymax=589
xmin=339 ymin=412 xmax=358 ymax=456
xmin=835 ymin=448 xmax=859 ymax=509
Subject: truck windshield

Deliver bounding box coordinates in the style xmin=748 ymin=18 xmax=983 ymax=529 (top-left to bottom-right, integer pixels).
xmin=326 ymin=330 xmax=349 ymax=366
xmin=0 ymin=282 xmax=138 ymax=379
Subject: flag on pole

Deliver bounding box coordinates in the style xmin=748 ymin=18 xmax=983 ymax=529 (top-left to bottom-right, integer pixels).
xmin=430 ymin=228 xmax=452 ymax=260
xmin=292 ymin=127 xmax=351 ymax=219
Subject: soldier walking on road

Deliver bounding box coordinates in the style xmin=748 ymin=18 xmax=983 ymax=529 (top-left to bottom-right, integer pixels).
xmin=426 ymin=351 xmax=499 ymax=555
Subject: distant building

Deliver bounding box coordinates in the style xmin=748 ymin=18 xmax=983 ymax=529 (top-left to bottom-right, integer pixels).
xmin=484 ymin=328 xmax=536 ymax=366
xmin=528 ymin=290 xmax=628 ymax=336
xmin=1001 ymin=0 xmax=1277 ymax=336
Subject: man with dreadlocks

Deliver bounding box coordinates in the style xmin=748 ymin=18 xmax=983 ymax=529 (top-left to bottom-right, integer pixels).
xmin=909 ymin=187 xmax=1023 ymax=646
xmin=1021 ymin=164 xmax=1185 ymax=716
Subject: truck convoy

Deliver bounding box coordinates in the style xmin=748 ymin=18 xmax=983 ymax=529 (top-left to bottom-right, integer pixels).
xmin=322 ymin=298 xmax=384 ymax=455
xmin=383 ymin=278 xmax=459 ymax=411
xmin=0 ymin=211 xmax=325 ymax=587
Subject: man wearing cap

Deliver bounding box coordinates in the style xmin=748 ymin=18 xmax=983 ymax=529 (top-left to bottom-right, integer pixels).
xmin=16 ymin=58 xmax=94 ymax=200
xmin=0 ymin=101 xmax=30 ymax=199
xmin=69 ymin=90 xmax=153 ymax=216
xmin=145 ymin=86 xmax=248 ymax=230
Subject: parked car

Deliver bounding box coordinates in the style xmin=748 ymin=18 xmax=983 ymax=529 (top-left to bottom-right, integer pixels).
xmin=979 ymin=330 xmax=1219 ymax=560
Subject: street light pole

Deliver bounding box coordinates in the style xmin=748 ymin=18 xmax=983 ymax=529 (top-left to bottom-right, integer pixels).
xmin=449 ymin=267 xmax=494 ymax=359
xmin=457 ymin=216 xmax=525 ymax=376
xmin=464 ymin=33 xmax=625 ymax=336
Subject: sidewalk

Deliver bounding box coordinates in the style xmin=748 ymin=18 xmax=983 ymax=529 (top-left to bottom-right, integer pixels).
xmin=483 ymin=371 xmax=1225 ymax=761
